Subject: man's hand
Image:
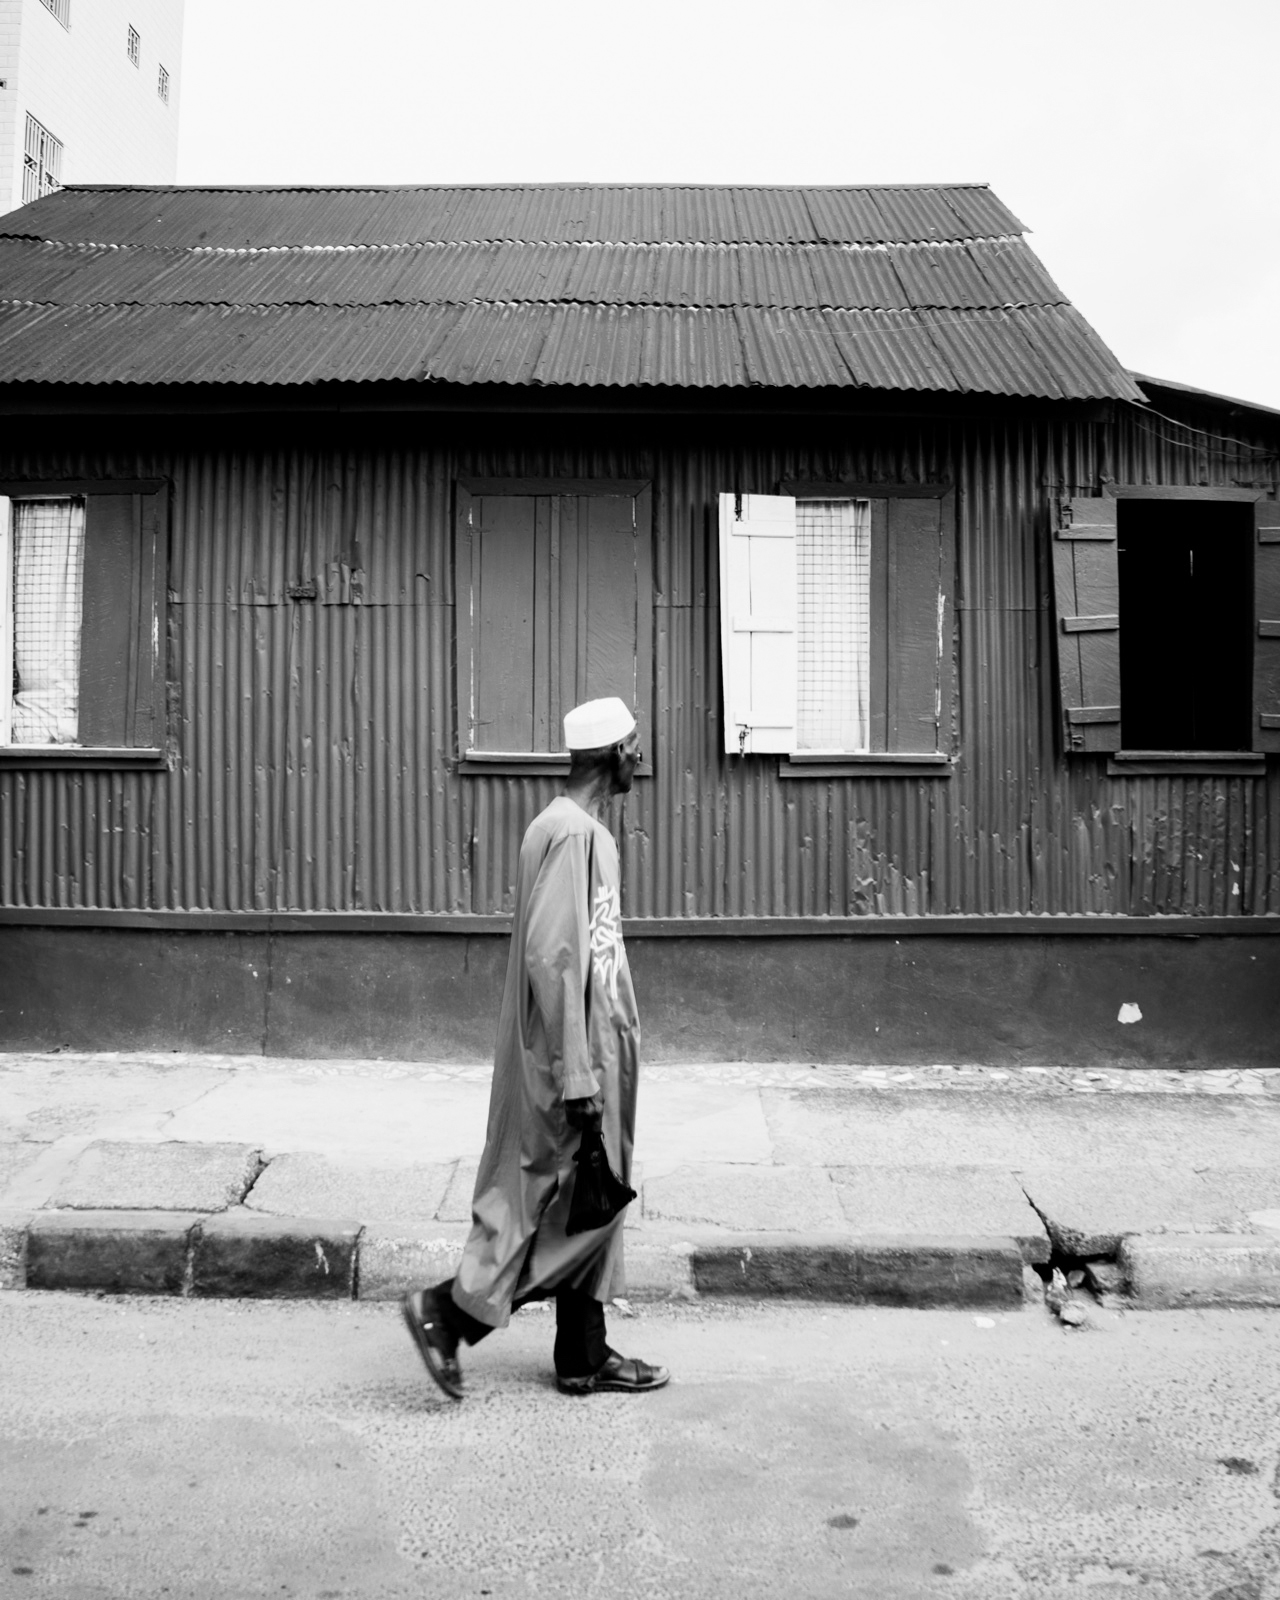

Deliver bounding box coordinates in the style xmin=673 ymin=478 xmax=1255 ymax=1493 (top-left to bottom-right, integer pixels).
xmin=564 ymin=1096 xmax=603 ymax=1133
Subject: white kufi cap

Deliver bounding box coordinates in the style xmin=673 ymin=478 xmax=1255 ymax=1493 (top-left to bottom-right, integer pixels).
xmin=563 ymin=697 xmax=636 ymax=751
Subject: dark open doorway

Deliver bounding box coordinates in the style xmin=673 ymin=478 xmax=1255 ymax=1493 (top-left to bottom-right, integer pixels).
xmin=1117 ymin=499 xmax=1253 ymax=750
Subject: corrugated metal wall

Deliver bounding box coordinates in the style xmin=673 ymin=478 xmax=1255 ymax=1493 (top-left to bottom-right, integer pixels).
xmin=1 ymin=401 xmax=1277 ymax=917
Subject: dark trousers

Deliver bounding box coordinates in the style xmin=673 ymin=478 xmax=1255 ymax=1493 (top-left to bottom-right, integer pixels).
xmin=434 ymin=1278 xmax=609 ymax=1379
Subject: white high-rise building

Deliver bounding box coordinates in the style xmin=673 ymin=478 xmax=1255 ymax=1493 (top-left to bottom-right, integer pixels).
xmin=0 ymin=0 xmax=183 ymax=214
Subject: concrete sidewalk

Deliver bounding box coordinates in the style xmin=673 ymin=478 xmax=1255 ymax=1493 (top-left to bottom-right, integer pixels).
xmin=3 ymin=1052 xmax=1280 ymax=1310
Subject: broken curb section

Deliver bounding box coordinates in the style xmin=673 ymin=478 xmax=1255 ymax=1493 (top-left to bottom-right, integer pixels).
xmin=4 ymin=1073 xmax=1280 ymax=1314
xmin=10 ymin=1211 xmax=1033 ymax=1308
xmin=6 ymin=1210 xmax=1280 ymax=1310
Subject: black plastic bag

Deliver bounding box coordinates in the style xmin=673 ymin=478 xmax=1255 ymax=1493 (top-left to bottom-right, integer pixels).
xmin=566 ymin=1126 xmax=636 ymax=1235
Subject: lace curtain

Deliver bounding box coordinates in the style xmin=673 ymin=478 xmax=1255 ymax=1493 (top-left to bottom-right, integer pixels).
xmin=11 ymin=498 xmax=85 ymax=745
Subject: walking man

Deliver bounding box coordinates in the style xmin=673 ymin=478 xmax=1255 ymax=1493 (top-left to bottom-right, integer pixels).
xmin=403 ymin=697 xmax=669 ymax=1399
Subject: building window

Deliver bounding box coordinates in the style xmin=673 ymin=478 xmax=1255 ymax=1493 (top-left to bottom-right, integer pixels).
xmin=1120 ymin=501 xmax=1252 ymax=750
xmin=718 ymin=490 xmax=955 ymax=765
xmin=21 ymin=115 xmax=62 ymax=206
xmin=796 ymin=499 xmax=871 ymax=751
xmin=5 ymin=500 xmax=84 ymax=743
xmin=1052 ymin=493 xmax=1280 ymax=757
xmin=158 ymin=64 xmax=169 ymax=103
xmin=127 ymin=25 xmax=140 ymax=65
xmin=455 ymin=481 xmax=653 ymax=766
xmin=0 ymin=488 xmax=167 ymax=752
xmin=39 ymin=0 xmax=70 ymax=28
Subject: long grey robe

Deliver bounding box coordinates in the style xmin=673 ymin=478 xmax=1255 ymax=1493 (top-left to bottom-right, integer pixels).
xmin=452 ymin=795 xmax=640 ymax=1328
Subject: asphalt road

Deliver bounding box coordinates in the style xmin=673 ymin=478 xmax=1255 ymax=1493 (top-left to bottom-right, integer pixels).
xmin=1 ymin=1294 xmax=1278 ymax=1600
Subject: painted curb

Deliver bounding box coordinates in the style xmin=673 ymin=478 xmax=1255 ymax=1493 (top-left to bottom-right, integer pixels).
xmin=192 ymin=1210 xmax=362 ymax=1300
xmin=0 ymin=1208 xmax=32 ymax=1290
xmin=690 ymin=1234 xmax=1026 ymax=1309
xmin=13 ymin=1215 xmax=1280 ymax=1311
xmin=26 ymin=1210 xmax=204 ymax=1295
xmin=1120 ymin=1234 xmax=1280 ymax=1309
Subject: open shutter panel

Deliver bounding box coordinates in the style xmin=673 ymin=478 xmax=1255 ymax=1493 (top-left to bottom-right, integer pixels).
xmin=718 ymin=492 xmax=797 ymax=754
xmin=0 ymin=496 xmax=10 ymax=745
xmin=1254 ymin=500 xmax=1280 ymax=753
xmin=1051 ymin=497 xmax=1122 ymax=753
xmin=78 ymin=491 xmax=165 ymax=748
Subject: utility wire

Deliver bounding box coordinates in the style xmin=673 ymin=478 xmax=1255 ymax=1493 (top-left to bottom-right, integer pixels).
xmin=1125 ymin=397 xmax=1280 ymax=459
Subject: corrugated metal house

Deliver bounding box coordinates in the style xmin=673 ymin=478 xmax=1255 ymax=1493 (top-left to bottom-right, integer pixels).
xmin=0 ymin=182 xmax=1275 ymax=1066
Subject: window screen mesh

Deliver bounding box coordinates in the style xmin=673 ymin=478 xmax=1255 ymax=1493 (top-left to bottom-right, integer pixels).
xmin=11 ymin=499 xmax=84 ymax=744
xmin=796 ymin=498 xmax=870 ymax=751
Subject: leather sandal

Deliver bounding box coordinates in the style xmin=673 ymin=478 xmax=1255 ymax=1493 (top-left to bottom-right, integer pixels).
xmin=401 ymin=1288 xmax=464 ymax=1401
xmin=557 ymin=1353 xmax=670 ymax=1395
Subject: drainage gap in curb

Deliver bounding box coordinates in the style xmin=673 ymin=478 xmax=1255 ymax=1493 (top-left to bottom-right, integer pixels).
xmin=1021 ymin=1190 xmax=1127 ymax=1322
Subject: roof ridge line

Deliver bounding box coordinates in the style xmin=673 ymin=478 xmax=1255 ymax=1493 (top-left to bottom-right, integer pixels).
xmin=0 ymin=233 xmax=1025 ymax=255
xmin=0 ymin=296 xmax=1069 ymax=315
xmin=46 ymin=181 xmax=1001 ymax=195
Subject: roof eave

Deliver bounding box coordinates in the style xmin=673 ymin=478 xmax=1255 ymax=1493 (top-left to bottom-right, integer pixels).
xmin=1132 ymin=371 xmax=1280 ymax=426
xmin=0 ymin=376 xmax=1121 ymax=419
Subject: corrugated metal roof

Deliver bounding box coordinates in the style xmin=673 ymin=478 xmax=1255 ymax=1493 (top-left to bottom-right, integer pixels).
xmin=0 ymin=184 xmax=1142 ymax=399
xmin=0 ymin=183 xmax=1029 ymax=248
xmin=0 ymin=301 xmax=1135 ymax=396
xmin=0 ymin=238 xmax=1069 ymax=310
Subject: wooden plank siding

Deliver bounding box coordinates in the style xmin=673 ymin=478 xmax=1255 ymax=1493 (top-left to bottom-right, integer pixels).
xmin=0 ymin=405 xmax=1275 ymax=920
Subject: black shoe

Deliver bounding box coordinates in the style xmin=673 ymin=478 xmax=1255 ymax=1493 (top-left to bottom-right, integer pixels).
xmin=557 ymin=1353 xmax=670 ymax=1395
xmin=401 ymin=1288 xmax=463 ymax=1401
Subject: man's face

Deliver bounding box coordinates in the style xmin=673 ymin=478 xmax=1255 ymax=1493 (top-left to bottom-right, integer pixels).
xmin=610 ymin=729 xmax=642 ymax=794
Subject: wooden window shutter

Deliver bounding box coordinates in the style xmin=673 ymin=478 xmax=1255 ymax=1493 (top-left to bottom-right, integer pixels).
xmin=0 ymin=495 xmax=10 ymax=745
xmin=1254 ymin=500 xmax=1280 ymax=753
xmin=718 ymin=492 xmax=797 ymax=754
xmin=1051 ymin=497 xmax=1122 ymax=752
xmin=78 ymin=490 xmax=167 ymax=747
xmin=462 ymin=492 xmax=539 ymax=752
xmin=456 ymin=485 xmax=651 ymax=756
xmin=868 ymin=494 xmax=954 ymax=753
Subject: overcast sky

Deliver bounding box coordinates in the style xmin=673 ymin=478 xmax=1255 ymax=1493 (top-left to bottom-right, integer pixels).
xmin=177 ymin=0 xmax=1280 ymax=410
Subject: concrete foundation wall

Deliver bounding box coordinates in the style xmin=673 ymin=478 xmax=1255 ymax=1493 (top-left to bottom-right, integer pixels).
xmin=0 ymin=927 xmax=1276 ymax=1067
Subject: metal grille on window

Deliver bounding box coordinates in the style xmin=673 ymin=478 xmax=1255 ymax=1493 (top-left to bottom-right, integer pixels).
xmin=21 ymin=115 xmax=62 ymax=205
xmin=11 ymin=499 xmax=84 ymax=745
xmin=127 ymin=24 xmax=140 ymax=65
xmin=158 ymin=64 xmax=169 ymax=103
xmin=796 ymin=498 xmax=870 ymax=751
xmin=39 ymin=0 xmax=70 ymax=27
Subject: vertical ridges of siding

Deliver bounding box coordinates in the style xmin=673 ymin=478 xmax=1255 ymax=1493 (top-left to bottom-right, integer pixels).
xmin=0 ymin=415 xmax=1275 ymax=917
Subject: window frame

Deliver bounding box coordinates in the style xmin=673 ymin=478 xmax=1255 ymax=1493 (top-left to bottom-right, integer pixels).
xmin=22 ymin=114 xmax=62 ymax=206
xmin=127 ymin=25 xmax=140 ymax=66
xmin=0 ymin=478 xmax=169 ymax=770
xmin=157 ymin=63 xmax=170 ymax=103
xmin=768 ymin=480 xmax=956 ymax=778
xmin=453 ymin=477 xmax=654 ymax=778
xmin=1053 ymin=484 xmax=1274 ymax=775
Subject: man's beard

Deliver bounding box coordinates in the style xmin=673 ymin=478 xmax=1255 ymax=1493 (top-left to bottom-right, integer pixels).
xmin=610 ymin=748 xmax=635 ymax=793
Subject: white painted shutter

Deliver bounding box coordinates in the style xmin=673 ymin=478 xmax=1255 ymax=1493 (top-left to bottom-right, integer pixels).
xmin=718 ymin=492 xmax=797 ymax=754
xmin=0 ymin=496 xmax=10 ymax=745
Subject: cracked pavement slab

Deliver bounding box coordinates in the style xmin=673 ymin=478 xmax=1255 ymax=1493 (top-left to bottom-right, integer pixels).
xmin=0 ymin=1056 xmax=233 ymax=1142
xmin=642 ymin=1164 xmax=846 ymax=1232
xmin=49 ymin=1140 xmax=263 ymax=1213
xmin=160 ymin=1074 xmax=489 ymax=1161
xmin=761 ymin=1086 xmax=1280 ymax=1169
xmin=244 ymin=1153 xmax=457 ymax=1227
xmin=1021 ymin=1165 xmax=1280 ymax=1257
xmin=831 ymin=1166 xmax=1050 ymax=1263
